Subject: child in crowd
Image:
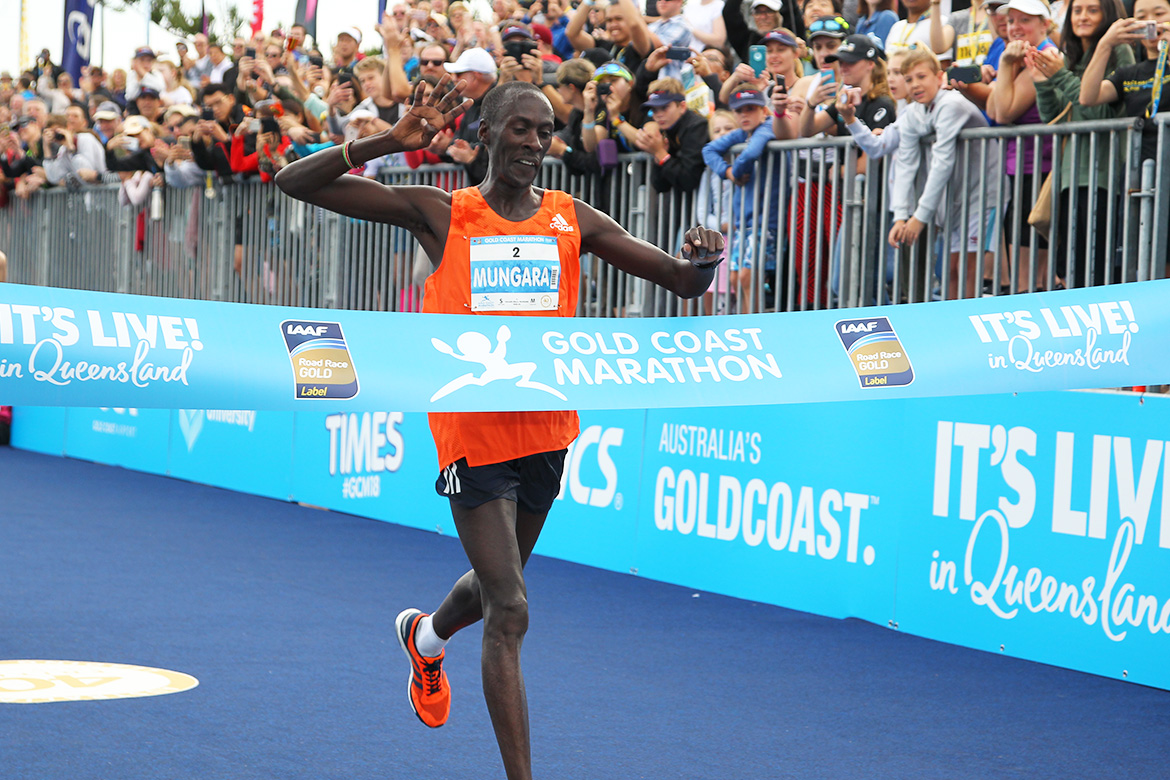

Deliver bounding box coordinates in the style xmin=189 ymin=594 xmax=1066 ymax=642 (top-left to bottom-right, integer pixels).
xmin=701 ymin=88 xmax=776 ymax=313
xmin=697 ymin=109 xmax=737 ymax=313
xmin=889 ymin=47 xmax=1001 ymax=300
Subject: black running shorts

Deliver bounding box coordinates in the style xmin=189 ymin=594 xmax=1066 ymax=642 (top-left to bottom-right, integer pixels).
xmin=435 ymin=449 xmax=569 ymax=514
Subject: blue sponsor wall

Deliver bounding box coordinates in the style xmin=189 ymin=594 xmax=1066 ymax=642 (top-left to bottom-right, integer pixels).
xmin=11 ymin=390 xmax=1170 ymax=690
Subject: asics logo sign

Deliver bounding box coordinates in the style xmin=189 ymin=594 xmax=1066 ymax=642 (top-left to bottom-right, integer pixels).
xmin=559 ymin=425 xmax=624 ymax=508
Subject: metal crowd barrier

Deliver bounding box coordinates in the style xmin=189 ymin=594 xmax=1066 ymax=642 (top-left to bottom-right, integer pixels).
xmin=1 ymin=115 xmax=1164 ymax=317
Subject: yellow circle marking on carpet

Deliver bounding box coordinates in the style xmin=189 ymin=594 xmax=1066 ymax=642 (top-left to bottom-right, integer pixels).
xmin=0 ymin=660 xmax=198 ymax=704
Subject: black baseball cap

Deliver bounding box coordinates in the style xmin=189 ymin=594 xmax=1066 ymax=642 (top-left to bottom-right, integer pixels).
xmin=644 ymin=90 xmax=686 ymax=108
xmin=729 ymin=88 xmax=767 ymax=110
xmin=825 ymin=34 xmax=886 ymax=63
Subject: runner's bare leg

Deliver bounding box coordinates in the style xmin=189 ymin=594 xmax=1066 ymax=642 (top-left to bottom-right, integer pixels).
xmin=431 ymin=499 xmax=547 ymax=780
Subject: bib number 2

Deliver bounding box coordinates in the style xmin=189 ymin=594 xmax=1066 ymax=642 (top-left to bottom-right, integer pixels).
xmin=469 ymin=235 xmax=561 ymax=312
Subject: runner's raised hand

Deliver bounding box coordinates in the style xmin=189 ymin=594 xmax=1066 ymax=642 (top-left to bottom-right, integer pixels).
xmin=389 ymin=74 xmax=473 ymax=151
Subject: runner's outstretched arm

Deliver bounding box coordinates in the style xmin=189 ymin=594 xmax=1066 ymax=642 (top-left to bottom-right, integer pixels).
xmin=275 ymin=76 xmax=472 ymax=256
xmin=575 ymin=200 xmax=724 ymax=299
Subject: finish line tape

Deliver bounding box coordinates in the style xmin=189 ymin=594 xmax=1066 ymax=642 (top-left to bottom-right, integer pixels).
xmin=0 ymin=281 xmax=1165 ymax=412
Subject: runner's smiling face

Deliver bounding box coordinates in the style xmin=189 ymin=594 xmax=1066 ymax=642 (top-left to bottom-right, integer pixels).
xmin=481 ymin=92 xmax=555 ymax=185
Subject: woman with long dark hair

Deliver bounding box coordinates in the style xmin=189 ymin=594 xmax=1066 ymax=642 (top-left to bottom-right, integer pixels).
xmin=1028 ymin=0 xmax=1131 ymax=287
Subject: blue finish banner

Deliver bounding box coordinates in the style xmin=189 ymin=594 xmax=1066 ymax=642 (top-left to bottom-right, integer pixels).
xmin=12 ymin=390 xmax=1169 ymax=690
xmin=893 ymin=391 xmax=1170 ymax=689
xmin=1 ymin=281 xmax=1166 ymax=411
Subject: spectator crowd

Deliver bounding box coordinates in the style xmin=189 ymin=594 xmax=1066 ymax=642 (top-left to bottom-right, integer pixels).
xmin=1 ymin=0 xmax=1165 ymax=308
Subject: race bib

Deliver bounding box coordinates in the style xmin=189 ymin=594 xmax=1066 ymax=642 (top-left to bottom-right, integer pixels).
xmin=955 ymin=29 xmax=993 ymax=66
xmin=469 ymin=235 xmax=561 ymax=312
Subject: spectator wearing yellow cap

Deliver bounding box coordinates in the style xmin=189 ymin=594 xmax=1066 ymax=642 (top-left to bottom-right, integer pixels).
xmin=581 ymin=61 xmax=645 ymax=156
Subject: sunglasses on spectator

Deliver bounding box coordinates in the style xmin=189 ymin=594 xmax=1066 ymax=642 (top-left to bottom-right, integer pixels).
xmin=420 ymin=58 xmax=447 ymax=66
xmin=808 ymin=17 xmax=849 ymax=34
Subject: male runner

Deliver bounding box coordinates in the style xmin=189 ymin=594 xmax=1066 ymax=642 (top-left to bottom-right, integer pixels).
xmin=275 ymin=76 xmax=723 ymax=780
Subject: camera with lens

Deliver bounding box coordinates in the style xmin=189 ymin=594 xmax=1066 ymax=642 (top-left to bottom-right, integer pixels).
xmin=596 ymin=82 xmax=612 ymax=97
xmin=47 ymin=130 xmax=67 ymax=157
xmin=504 ymin=40 xmax=538 ymax=62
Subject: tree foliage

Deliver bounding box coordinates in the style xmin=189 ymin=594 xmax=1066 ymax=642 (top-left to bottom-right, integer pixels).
xmin=111 ymin=0 xmax=247 ymax=45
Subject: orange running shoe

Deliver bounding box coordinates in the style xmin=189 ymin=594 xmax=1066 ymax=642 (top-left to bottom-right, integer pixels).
xmin=395 ymin=608 xmax=451 ymax=728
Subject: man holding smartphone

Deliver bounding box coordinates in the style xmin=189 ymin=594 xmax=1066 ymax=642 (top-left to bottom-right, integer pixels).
xmin=191 ymin=83 xmax=245 ymax=180
xmin=649 ymin=0 xmax=695 ymax=79
xmin=162 ymin=108 xmax=205 ymax=188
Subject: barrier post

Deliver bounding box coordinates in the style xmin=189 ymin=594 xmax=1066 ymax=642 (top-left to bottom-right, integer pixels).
xmin=1137 ymin=159 xmax=1156 ymax=282
xmin=114 ymin=193 xmax=134 ymax=295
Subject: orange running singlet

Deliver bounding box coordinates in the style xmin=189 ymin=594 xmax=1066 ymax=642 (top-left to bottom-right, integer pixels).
xmin=424 ymin=187 xmax=582 ymax=469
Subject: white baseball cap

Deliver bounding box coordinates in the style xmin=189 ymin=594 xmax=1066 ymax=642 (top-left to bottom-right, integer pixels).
xmin=443 ymin=47 xmax=498 ymax=75
xmin=346 ymin=108 xmax=377 ymax=122
xmin=997 ymin=0 xmax=1051 ymax=18
xmin=338 ymin=27 xmax=363 ymax=43
xmin=123 ymin=115 xmax=152 ymax=136
xmin=753 ymin=0 xmax=783 ymax=11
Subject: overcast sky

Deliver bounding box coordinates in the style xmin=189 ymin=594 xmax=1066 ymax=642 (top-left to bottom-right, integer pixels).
xmin=1 ymin=0 xmax=388 ymax=77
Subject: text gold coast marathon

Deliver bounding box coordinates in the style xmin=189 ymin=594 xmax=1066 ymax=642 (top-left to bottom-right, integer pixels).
xmin=541 ymin=327 xmax=781 ymax=386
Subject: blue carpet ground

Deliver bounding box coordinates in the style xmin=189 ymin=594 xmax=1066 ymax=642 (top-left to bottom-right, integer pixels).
xmin=1 ymin=447 xmax=1167 ymax=780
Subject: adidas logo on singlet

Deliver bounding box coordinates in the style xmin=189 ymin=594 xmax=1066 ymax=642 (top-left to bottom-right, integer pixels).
xmin=550 ymin=213 xmax=574 ymax=233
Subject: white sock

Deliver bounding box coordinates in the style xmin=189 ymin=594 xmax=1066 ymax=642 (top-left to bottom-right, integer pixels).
xmin=415 ymin=614 xmax=448 ymax=658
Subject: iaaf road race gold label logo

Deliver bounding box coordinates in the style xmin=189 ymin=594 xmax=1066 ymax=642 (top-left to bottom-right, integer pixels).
xmin=0 ymin=660 xmax=198 ymax=704
xmin=835 ymin=317 xmax=915 ymax=388
xmin=282 ymin=320 xmax=360 ymax=400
